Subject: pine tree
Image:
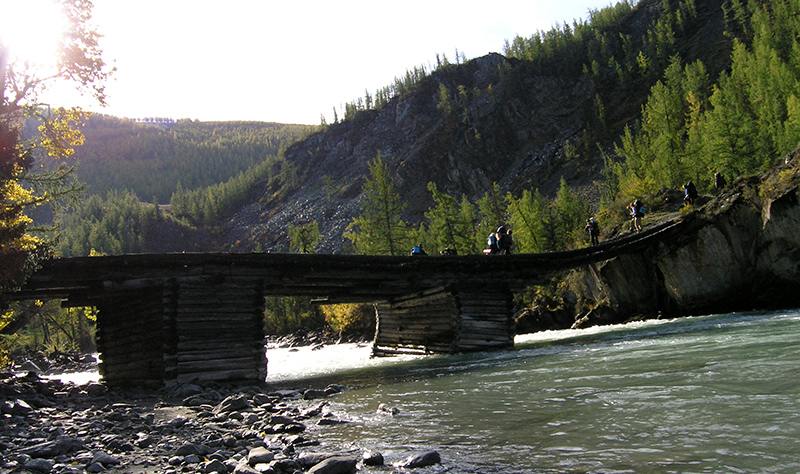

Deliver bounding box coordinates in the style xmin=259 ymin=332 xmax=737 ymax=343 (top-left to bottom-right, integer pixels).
xmin=344 ymin=154 xmax=409 ymax=255
xmin=424 ymin=182 xmax=474 ymax=255
xmin=506 ymin=189 xmax=549 ymax=253
xmin=288 ymin=221 xmax=320 ymax=254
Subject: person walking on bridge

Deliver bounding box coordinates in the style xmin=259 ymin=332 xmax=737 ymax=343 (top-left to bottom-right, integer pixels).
xmin=497 ymin=226 xmax=513 ymax=254
xmin=629 ymin=199 xmax=645 ymax=233
xmin=585 ymin=216 xmax=600 ymax=246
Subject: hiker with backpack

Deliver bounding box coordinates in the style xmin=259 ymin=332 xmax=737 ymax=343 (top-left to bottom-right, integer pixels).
xmin=585 ymin=216 xmax=600 ymax=246
xmin=485 ymin=231 xmax=499 ymax=254
xmin=498 ymin=227 xmax=513 ymax=254
xmin=410 ymin=243 xmax=427 ymax=256
xmin=484 ymin=225 xmax=512 ymax=254
xmin=683 ymin=181 xmax=698 ymax=206
xmin=714 ymin=172 xmax=727 ymax=191
xmin=629 ymin=199 xmax=645 ymax=233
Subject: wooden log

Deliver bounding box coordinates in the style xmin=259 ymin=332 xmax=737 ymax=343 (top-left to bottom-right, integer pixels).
xmin=96 ymin=338 xmax=162 ymax=356
xmin=458 ymin=320 xmax=513 ymax=331
xmin=96 ymin=324 xmax=164 ymax=341
xmin=98 ymin=357 xmax=164 ymax=374
xmin=175 ymin=357 xmax=262 ymax=371
xmin=174 ymin=339 xmax=263 ymax=351
xmin=457 ymin=335 xmax=513 ymax=346
xmin=174 ymin=371 xmax=263 ymax=384
xmin=173 ymin=307 xmax=262 ymax=316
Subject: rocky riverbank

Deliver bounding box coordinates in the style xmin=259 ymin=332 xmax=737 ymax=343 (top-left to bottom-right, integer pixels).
xmin=1 ymin=354 xmax=441 ymax=474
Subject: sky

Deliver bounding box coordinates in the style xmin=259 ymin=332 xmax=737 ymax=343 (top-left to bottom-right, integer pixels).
xmin=25 ymin=0 xmax=617 ymax=125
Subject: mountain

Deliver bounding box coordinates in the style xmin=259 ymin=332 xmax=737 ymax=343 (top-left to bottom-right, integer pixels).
xmin=68 ymin=116 xmax=315 ymax=203
xmin=219 ymin=0 xmax=731 ymax=253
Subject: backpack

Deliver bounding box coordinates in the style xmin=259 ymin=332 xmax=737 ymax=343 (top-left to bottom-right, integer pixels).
xmin=633 ymin=200 xmax=645 ymax=217
xmin=487 ymin=233 xmax=498 ymax=249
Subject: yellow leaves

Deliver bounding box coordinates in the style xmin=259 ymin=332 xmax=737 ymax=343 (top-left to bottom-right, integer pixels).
xmin=83 ymin=306 xmax=97 ymax=323
xmin=0 ymin=307 xmax=14 ymax=328
xmin=37 ymin=107 xmax=90 ymax=158
xmin=1 ymin=179 xmax=34 ymax=205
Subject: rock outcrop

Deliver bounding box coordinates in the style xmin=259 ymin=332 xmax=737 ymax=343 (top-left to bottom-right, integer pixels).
xmin=561 ymin=152 xmax=800 ymax=327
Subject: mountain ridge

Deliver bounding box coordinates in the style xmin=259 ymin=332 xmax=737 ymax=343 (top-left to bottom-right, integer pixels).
xmin=219 ymin=0 xmax=730 ymax=253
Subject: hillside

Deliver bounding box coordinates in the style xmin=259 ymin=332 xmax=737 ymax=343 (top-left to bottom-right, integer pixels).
xmin=219 ymin=0 xmax=731 ymax=253
xmin=66 ymin=116 xmax=315 ymax=203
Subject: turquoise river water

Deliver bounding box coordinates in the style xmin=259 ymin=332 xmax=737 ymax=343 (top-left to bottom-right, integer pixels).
xmin=266 ymin=310 xmax=800 ymax=473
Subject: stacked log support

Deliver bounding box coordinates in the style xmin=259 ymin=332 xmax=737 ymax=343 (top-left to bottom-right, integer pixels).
xmin=452 ymin=284 xmax=514 ymax=351
xmin=372 ymin=283 xmax=514 ymax=356
xmin=95 ymin=287 xmax=165 ymax=387
xmin=162 ymin=276 xmax=266 ymax=385
xmin=373 ymin=287 xmax=458 ymax=355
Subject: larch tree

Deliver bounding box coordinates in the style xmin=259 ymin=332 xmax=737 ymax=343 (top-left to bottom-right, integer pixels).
xmin=344 ymin=153 xmax=409 ymax=255
xmin=1 ymin=0 xmax=113 ymax=296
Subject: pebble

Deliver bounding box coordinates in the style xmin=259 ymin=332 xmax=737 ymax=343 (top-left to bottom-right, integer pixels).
xmin=0 ymin=354 xmax=448 ymax=473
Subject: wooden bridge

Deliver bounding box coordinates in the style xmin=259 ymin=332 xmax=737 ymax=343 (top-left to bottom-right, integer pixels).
xmin=8 ymin=219 xmax=687 ymax=386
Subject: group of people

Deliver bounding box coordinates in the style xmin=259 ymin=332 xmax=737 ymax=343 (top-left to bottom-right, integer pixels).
xmin=411 ymin=171 xmax=730 ymax=256
xmin=485 ymin=225 xmax=513 ymax=254
xmin=410 ymin=225 xmax=514 ymax=256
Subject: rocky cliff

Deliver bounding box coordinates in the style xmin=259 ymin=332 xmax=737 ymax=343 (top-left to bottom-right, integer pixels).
xmin=220 ymin=53 xmax=599 ymax=253
xmin=553 ymin=150 xmax=800 ymax=329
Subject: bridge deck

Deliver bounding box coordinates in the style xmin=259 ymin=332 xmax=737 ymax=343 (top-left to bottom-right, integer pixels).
xmin=14 ymin=216 xmax=687 ymax=304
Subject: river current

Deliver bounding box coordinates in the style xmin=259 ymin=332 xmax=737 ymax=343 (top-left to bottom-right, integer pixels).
xmin=267 ymin=310 xmax=800 ymax=473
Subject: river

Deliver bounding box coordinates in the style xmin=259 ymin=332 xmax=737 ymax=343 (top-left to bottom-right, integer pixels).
xmin=267 ymin=309 xmax=800 ymax=473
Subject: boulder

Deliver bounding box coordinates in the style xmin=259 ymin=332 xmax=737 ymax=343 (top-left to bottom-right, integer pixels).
xmin=307 ymin=456 xmax=358 ymax=474
xmin=395 ymin=450 xmax=441 ymax=468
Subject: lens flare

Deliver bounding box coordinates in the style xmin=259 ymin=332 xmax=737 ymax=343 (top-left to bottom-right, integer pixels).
xmin=0 ymin=0 xmax=66 ymax=69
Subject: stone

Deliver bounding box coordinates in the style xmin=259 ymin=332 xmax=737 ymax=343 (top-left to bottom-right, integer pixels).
xmin=303 ymin=389 xmax=328 ymax=400
xmin=246 ymin=447 xmax=274 ymax=465
xmin=174 ymin=443 xmax=201 ymax=456
xmin=267 ymin=415 xmax=295 ymax=425
xmin=395 ymin=450 xmax=441 ymax=468
xmin=214 ymin=394 xmax=252 ymax=414
xmin=232 ymin=459 xmax=260 ymax=474
xmin=135 ymin=433 xmax=157 ymax=448
xmin=24 ymin=458 xmax=53 ymax=473
xmin=307 ymin=456 xmax=358 ymax=474
xmin=83 ymin=383 xmax=108 ymax=397
xmin=19 ymin=436 xmax=85 ymax=458
xmin=91 ymin=451 xmax=121 ymax=467
xmin=377 ymin=403 xmax=399 ymax=416
xmin=19 ymin=360 xmax=43 ymax=373
xmin=362 ymin=450 xmax=384 ymax=466
xmin=85 ymin=462 xmax=105 ymax=473
xmin=4 ymin=398 xmax=33 ymax=415
xmin=316 ymin=418 xmax=347 ymax=426
xmin=297 ymin=452 xmax=334 ymax=468
xmin=203 ymin=459 xmax=228 ymax=473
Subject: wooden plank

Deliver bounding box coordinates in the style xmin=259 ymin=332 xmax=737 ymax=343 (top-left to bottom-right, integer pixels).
xmin=175 ymin=348 xmax=264 ymax=362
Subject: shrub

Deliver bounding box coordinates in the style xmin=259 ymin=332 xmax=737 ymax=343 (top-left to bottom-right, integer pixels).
xmin=321 ymin=303 xmax=376 ymax=335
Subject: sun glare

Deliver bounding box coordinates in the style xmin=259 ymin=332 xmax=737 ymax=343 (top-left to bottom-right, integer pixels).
xmin=0 ymin=0 xmax=66 ymax=69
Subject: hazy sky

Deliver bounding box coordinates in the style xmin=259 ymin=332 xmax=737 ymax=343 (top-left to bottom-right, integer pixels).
xmin=36 ymin=0 xmax=616 ymax=124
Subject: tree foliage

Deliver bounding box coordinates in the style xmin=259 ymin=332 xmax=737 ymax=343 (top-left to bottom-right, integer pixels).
xmin=288 ymin=221 xmax=320 ymax=254
xmin=612 ymin=0 xmax=800 ymax=200
xmin=345 ymin=154 xmax=409 ymax=255
xmin=1 ymin=0 xmax=111 ymax=297
xmin=68 ymin=115 xmax=314 ymax=203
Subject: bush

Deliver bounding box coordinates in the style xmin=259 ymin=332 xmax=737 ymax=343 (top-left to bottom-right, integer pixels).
xmin=321 ymin=303 xmax=376 ymax=335
xmin=263 ymin=296 xmax=326 ymax=335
